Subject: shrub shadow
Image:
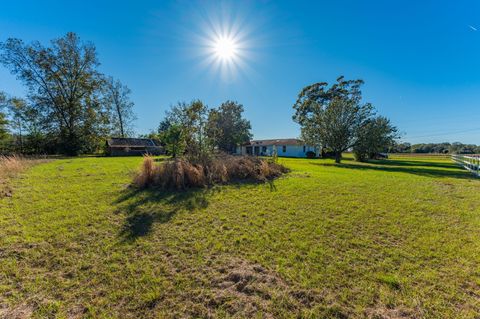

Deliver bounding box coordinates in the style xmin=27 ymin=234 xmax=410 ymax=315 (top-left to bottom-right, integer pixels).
xmin=114 ymin=164 xmax=283 ymax=242
xmin=114 ymin=187 xmax=213 ymax=242
xmin=370 ymin=158 xmax=461 ymax=170
xmin=313 ymin=160 xmax=473 ymax=179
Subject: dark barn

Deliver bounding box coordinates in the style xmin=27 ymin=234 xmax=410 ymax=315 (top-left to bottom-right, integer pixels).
xmin=106 ymin=138 xmax=163 ymax=156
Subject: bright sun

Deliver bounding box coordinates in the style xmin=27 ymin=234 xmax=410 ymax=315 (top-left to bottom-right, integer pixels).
xmin=193 ymin=6 xmax=255 ymax=80
xmin=213 ymin=36 xmax=237 ymax=61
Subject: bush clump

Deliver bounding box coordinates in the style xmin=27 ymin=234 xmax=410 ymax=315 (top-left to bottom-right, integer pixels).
xmin=305 ymin=151 xmax=316 ymax=158
xmin=134 ymin=155 xmax=289 ymax=190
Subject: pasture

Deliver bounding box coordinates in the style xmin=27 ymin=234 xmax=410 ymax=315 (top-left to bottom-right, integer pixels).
xmin=1 ymin=155 xmax=479 ymax=318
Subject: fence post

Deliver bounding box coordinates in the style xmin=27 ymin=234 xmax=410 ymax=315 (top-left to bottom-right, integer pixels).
xmin=452 ymin=154 xmax=480 ymax=177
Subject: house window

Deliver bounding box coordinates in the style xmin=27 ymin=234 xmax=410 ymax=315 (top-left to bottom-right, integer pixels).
xmin=262 ymin=146 xmax=267 ymax=154
xmin=282 ymin=145 xmax=286 ymax=153
xmin=303 ymin=145 xmax=306 ymax=153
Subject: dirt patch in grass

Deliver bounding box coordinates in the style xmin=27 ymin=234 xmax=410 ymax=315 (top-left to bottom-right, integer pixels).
xmin=131 ymin=253 xmax=327 ymax=318
xmin=0 ymin=303 xmax=34 ymax=319
xmin=365 ymin=305 xmax=416 ymax=319
xmin=155 ymin=257 xmax=328 ymax=318
xmin=208 ymin=258 xmax=323 ymax=316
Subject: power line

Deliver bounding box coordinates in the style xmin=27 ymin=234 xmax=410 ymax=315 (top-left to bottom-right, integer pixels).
xmin=407 ymin=127 xmax=480 ymax=139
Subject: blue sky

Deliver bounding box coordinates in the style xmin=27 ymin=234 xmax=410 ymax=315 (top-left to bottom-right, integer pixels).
xmin=1 ymin=0 xmax=480 ymax=144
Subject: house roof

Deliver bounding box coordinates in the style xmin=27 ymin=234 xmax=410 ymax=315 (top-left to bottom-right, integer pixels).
xmin=244 ymin=139 xmax=304 ymax=146
xmin=107 ymin=138 xmax=160 ymax=148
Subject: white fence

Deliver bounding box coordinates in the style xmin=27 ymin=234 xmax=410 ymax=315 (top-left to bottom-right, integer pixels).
xmin=452 ymin=154 xmax=480 ymax=177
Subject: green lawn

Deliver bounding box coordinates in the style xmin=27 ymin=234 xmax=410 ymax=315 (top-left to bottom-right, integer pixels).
xmin=1 ymin=155 xmax=480 ymax=318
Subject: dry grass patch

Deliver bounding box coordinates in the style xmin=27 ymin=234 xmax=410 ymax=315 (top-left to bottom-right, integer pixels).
xmin=134 ymin=155 xmax=289 ymax=189
xmin=143 ymin=256 xmax=327 ymax=318
xmin=0 ymin=302 xmax=34 ymax=319
xmin=0 ymin=155 xmax=48 ymax=197
xmin=206 ymin=258 xmax=325 ymax=317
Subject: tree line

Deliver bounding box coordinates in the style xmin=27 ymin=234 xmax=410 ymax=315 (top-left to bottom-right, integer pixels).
xmin=390 ymin=142 xmax=480 ymax=154
xmin=3 ymin=32 xmax=463 ymax=160
xmin=0 ymin=33 xmax=135 ymax=155
xmin=153 ymin=76 xmax=399 ymax=163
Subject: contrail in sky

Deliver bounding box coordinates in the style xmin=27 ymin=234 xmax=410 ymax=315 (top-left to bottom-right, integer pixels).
xmin=469 ymin=25 xmax=477 ymax=31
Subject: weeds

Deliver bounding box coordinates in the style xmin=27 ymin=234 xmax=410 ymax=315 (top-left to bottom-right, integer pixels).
xmin=134 ymin=155 xmax=289 ymax=189
xmin=0 ymin=155 xmax=48 ymax=197
xmin=0 ymin=155 xmax=27 ymax=176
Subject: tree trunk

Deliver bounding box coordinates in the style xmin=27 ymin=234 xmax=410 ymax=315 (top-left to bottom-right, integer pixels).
xmin=334 ymin=151 xmax=342 ymax=163
xmin=320 ymin=147 xmax=326 ymax=158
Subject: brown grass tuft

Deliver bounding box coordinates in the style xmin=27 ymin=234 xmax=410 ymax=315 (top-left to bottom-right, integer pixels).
xmin=133 ymin=156 xmax=158 ymax=188
xmin=0 ymin=155 xmax=48 ymax=198
xmin=134 ymin=155 xmax=289 ymax=190
xmin=0 ymin=155 xmax=27 ymax=177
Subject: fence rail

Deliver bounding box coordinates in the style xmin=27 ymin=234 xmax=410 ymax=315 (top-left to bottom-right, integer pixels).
xmin=452 ymin=154 xmax=480 ymax=177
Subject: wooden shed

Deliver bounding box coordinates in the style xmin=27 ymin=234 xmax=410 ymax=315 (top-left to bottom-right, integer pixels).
xmin=106 ymin=138 xmax=164 ymax=156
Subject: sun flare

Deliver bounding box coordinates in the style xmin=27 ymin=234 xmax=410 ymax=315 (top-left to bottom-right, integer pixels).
xmin=213 ymin=36 xmax=237 ymax=61
xmin=190 ymin=3 xmax=259 ymax=81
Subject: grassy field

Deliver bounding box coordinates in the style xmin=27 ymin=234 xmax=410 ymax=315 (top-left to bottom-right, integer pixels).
xmin=1 ymin=154 xmax=480 ymax=318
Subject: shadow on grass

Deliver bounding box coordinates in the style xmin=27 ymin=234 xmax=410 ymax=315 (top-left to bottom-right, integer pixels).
xmin=114 ymin=187 xmax=213 ymax=242
xmin=313 ymin=160 xmax=473 ymax=179
xmin=114 ymin=173 xmax=281 ymax=241
xmin=370 ymin=158 xmax=460 ymax=170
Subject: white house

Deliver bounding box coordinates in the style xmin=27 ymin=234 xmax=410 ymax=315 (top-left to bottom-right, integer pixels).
xmin=236 ymin=139 xmax=319 ymax=158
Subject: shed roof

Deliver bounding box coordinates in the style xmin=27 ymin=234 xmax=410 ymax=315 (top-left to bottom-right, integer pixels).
xmin=107 ymin=138 xmax=160 ymax=147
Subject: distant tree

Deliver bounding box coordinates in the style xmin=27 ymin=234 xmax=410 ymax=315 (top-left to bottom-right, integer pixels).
xmin=6 ymin=97 xmax=29 ymax=152
xmin=353 ymin=116 xmax=399 ymax=161
xmin=0 ymin=32 xmax=106 ymax=155
xmin=389 ymin=141 xmax=480 ymax=154
xmin=104 ymin=77 xmax=136 ymax=137
xmin=206 ymin=100 xmax=252 ymax=153
xmin=0 ymin=92 xmax=9 ymax=147
xmin=139 ymin=131 xmax=159 ymax=140
xmin=389 ymin=142 xmax=411 ymax=153
xmin=158 ymin=118 xmax=172 ymax=135
xmin=449 ymin=142 xmax=463 ymax=154
xmin=0 ymin=112 xmax=8 ymax=149
xmin=158 ymin=100 xmax=212 ymax=161
xmin=293 ymin=77 xmax=374 ymax=163
xmin=160 ymin=123 xmax=186 ymax=158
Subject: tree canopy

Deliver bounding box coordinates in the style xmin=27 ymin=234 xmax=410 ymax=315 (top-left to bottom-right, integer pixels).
xmin=293 ymin=77 xmax=375 ymax=162
xmin=206 ymin=100 xmax=252 ymax=153
xmin=104 ymin=77 xmax=136 ymax=138
xmin=157 ymin=100 xmax=211 ymax=162
xmin=0 ymin=33 xmax=137 ymax=155
xmin=158 ymin=100 xmax=252 ymax=159
xmin=0 ymin=92 xmax=9 ymax=145
xmin=353 ymin=116 xmax=399 ymax=161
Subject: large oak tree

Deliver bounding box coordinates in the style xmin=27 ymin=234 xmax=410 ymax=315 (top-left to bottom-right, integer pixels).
xmin=0 ymin=32 xmax=109 ymax=154
xmin=293 ymin=76 xmax=374 ymax=163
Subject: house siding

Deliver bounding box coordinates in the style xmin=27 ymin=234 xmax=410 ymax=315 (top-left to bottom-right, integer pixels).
xmin=236 ymin=143 xmax=319 ymax=158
